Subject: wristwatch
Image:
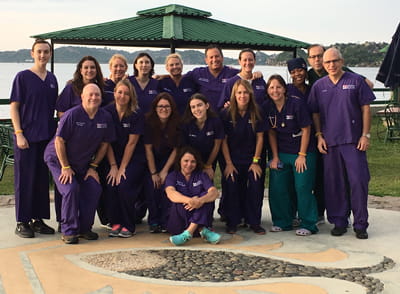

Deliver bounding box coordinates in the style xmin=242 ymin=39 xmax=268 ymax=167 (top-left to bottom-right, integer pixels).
xmin=362 ymin=133 xmax=371 ymax=139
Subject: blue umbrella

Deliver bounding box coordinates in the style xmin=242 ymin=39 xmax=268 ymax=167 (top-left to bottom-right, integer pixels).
xmin=376 ymin=22 xmax=400 ymax=90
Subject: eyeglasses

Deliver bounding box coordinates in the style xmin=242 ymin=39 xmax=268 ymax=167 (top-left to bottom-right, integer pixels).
xmin=156 ymin=105 xmax=171 ymax=109
xmin=323 ymin=59 xmax=341 ymax=65
xmin=308 ymin=54 xmax=323 ymax=59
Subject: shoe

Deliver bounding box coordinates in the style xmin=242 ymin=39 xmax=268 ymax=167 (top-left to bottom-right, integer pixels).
xmin=295 ymin=228 xmax=312 ymax=236
xmin=169 ymin=230 xmax=192 ymax=246
xmin=249 ymin=225 xmax=266 ymax=235
xmin=160 ymin=227 xmax=168 ymax=233
xmin=354 ymin=228 xmax=368 ymax=239
xmin=331 ymin=226 xmax=347 ymax=236
xmin=29 ymin=219 xmax=55 ymax=234
xmin=270 ymin=226 xmax=283 ymax=232
xmin=239 ymin=222 xmax=248 ymax=228
xmin=57 ymin=223 xmax=61 ymax=233
xmin=317 ymin=216 xmax=325 ymax=225
xmin=118 ymin=227 xmax=134 ymax=238
xmin=79 ymin=231 xmax=99 ymax=240
xmin=100 ymin=222 xmax=112 ymax=230
xmin=225 ymin=226 xmax=237 ymax=234
xmin=15 ymin=222 xmax=34 ymax=238
xmin=62 ymin=234 xmax=79 ymax=244
xmin=109 ymin=224 xmax=122 ymax=237
xmin=149 ymin=224 xmax=161 ymax=233
xmin=200 ymin=228 xmax=221 ymax=244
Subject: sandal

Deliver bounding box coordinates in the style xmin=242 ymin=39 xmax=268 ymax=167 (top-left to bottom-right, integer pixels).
xmin=270 ymin=226 xmax=283 ymax=232
xmin=295 ymin=228 xmax=312 ymax=236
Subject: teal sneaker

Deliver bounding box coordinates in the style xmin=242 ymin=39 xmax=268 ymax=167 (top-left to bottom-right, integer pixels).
xmin=169 ymin=230 xmax=192 ymax=246
xmin=200 ymin=227 xmax=221 ymax=244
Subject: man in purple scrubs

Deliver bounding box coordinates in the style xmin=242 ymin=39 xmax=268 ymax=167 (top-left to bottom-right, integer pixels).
xmin=10 ymin=39 xmax=58 ymax=238
xmin=44 ymin=83 xmax=115 ymax=244
xmin=308 ymin=47 xmax=375 ymax=239
xmin=185 ymin=44 xmax=239 ymax=111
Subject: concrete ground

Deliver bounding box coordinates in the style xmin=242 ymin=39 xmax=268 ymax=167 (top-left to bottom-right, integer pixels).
xmin=0 ymin=197 xmax=399 ymax=294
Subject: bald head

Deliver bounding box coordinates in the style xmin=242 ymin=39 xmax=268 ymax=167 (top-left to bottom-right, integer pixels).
xmin=81 ymin=83 xmax=102 ymax=110
xmin=323 ymin=47 xmax=344 ymax=79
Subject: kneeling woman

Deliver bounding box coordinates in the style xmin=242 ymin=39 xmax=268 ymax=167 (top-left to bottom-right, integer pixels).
xmin=263 ymin=74 xmax=318 ymax=236
xmin=165 ymin=146 xmax=221 ymax=246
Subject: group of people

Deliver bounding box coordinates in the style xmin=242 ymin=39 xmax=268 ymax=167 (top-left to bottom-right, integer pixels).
xmin=10 ymin=39 xmax=375 ymax=246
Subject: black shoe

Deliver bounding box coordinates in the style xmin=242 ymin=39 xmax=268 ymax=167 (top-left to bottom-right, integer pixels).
xmin=354 ymin=228 xmax=368 ymax=239
xmin=149 ymin=224 xmax=161 ymax=233
xmin=331 ymin=226 xmax=347 ymax=236
xmin=15 ymin=222 xmax=34 ymax=238
xmin=226 ymin=226 xmax=237 ymax=234
xmin=79 ymin=231 xmax=99 ymax=240
xmin=250 ymin=225 xmax=266 ymax=235
xmin=62 ymin=235 xmax=79 ymax=244
xmin=29 ymin=219 xmax=55 ymax=234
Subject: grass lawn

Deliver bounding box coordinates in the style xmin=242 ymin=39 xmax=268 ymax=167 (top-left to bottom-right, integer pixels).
xmin=0 ymin=116 xmax=399 ymax=197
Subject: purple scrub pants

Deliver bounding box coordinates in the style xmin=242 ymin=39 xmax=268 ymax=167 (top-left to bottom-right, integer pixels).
xmin=106 ymin=161 xmax=145 ymax=232
xmin=323 ymin=144 xmax=370 ymax=230
xmin=14 ymin=140 xmax=50 ymax=222
xmin=224 ymin=163 xmax=264 ymax=228
xmin=46 ymin=160 xmax=101 ymax=236
xmin=167 ymin=201 xmax=214 ymax=235
xmin=144 ymin=173 xmax=170 ymax=228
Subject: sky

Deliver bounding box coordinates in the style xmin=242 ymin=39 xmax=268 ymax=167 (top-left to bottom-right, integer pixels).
xmin=1 ymin=0 xmax=399 ymax=56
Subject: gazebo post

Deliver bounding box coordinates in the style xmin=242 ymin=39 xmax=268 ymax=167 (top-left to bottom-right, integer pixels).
xmin=170 ymin=42 xmax=176 ymax=53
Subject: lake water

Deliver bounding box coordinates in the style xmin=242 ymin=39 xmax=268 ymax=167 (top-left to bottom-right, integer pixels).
xmin=0 ymin=63 xmax=390 ymax=119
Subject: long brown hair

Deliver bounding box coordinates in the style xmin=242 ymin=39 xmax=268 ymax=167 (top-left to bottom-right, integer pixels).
xmin=71 ymin=56 xmax=105 ymax=97
xmin=145 ymin=92 xmax=180 ymax=148
xmin=227 ymin=79 xmax=261 ymax=132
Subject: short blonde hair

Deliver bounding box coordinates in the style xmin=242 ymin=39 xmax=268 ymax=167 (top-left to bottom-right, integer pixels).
xmin=108 ymin=54 xmax=128 ymax=69
xmin=165 ymin=53 xmax=183 ymax=65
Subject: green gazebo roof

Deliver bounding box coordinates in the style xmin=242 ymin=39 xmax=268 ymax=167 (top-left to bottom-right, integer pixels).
xmin=32 ymin=4 xmax=309 ymax=52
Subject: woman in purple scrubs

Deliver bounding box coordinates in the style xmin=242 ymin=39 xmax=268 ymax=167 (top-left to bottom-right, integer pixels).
xmin=56 ymin=56 xmax=107 ymax=117
xmin=128 ymin=53 xmax=159 ymax=114
xmin=158 ymin=53 xmax=198 ymax=115
xmin=10 ymin=39 xmax=58 ymax=238
xmin=104 ymin=54 xmax=129 ymax=93
xmin=144 ymin=92 xmax=180 ymax=233
xmin=264 ymin=74 xmax=318 ymax=236
xmin=181 ymin=93 xmax=224 ymax=180
xmin=221 ymin=79 xmax=267 ymax=235
xmin=104 ymin=80 xmax=145 ymax=238
xmin=165 ymin=146 xmax=221 ymax=246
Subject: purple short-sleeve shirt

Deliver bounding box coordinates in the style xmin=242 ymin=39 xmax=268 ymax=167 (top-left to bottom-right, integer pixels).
xmin=128 ymin=77 xmax=159 ymax=114
xmin=308 ymin=72 xmax=376 ymax=146
xmin=10 ymin=70 xmax=58 ymax=142
xmin=185 ymin=66 xmax=239 ymax=111
xmin=165 ymin=170 xmax=214 ymax=198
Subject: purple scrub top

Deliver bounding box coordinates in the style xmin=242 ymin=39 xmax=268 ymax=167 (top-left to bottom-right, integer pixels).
xmin=10 ymin=69 xmax=58 ymax=142
xmin=44 ymin=105 xmax=115 ymax=173
xmin=262 ymin=96 xmax=312 ymax=154
xmin=158 ymin=76 xmax=198 ymax=115
xmin=308 ymin=72 xmax=376 ymax=147
xmin=287 ymin=83 xmax=311 ymax=102
xmin=185 ymin=66 xmax=239 ymax=111
xmin=165 ymin=170 xmax=214 ymax=198
xmin=128 ymin=76 xmax=159 ymax=114
xmin=104 ymin=103 xmax=145 ymax=162
xmin=221 ymin=109 xmax=267 ymax=165
xmin=144 ymin=122 xmax=179 ymax=170
xmin=218 ymin=75 xmax=267 ymax=109
xmin=181 ymin=116 xmax=224 ymax=163
xmin=56 ymin=83 xmax=81 ymax=113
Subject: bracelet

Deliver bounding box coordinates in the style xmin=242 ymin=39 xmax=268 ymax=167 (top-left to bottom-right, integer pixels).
xmin=204 ymin=164 xmax=212 ymax=169
xmin=14 ymin=129 xmax=23 ymax=134
xmin=315 ymin=131 xmax=323 ymax=137
xmin=62 ymin=166 xmax=71 ymax=170
xmin=252 ymin=157 xmax=260 ymax=163
xmin=90 ymin=162 xmax=98 ymax=168
xmin=151 ymin=171 xmax=158 ymax=175
xmin=298 ymin=152 xmax=307 ymax=156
